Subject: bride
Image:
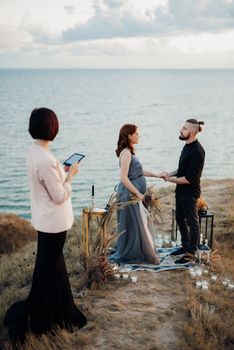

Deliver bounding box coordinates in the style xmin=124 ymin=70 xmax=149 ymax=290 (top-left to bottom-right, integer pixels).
xmin=109 ymin=124 xmax=164 ymax=264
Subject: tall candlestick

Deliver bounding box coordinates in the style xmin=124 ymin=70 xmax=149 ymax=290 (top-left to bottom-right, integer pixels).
xmin=91 ymin=185 xmax=95 ymax=209
xmin=200 ymin=234 xmax=203 ymax=245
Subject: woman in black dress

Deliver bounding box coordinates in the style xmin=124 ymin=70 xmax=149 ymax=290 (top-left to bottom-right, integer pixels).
xmin=4 ymin=108 xmax=87 ymax=346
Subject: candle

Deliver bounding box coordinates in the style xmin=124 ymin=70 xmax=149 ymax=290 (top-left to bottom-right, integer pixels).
xmin=190 ymin=270 xmax=196 ymax=278
xmin=222 ymin=277 xmax=230 ymax=286
xmin=210 ymin=274 xmax=217 ymax=282
xmin=122 ymin=273 xmax=129 ymax=280
xmin=196 ymin=281 xmax=202 ymax=289
xmin=131 ymin=275 xmax=138 ymax=283
xmin=92 ymin=185 xmax=95 ymax=196
xmin=189 ymin=267 xmax=194 ymax=275
xmin=201 ymin=280 xmax=209 ymax=289
xmin=202 ymin=284 xmax=208 ymax=290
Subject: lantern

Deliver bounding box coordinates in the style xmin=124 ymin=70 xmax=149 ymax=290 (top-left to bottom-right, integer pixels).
xmin=197 ymin=236 xmax=211 ymax=265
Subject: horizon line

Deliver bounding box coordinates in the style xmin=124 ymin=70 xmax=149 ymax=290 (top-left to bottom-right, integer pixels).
xmin=0 ymin=67 xmax=234 ymax=70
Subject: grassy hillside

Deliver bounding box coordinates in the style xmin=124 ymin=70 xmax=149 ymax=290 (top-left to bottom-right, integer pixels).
xmin=0 ymin=179 xmax=233 ymax=350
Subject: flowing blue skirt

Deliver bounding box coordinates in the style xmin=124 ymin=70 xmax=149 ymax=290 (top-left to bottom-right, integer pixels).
xmin=109 ymin=176 xmax=159 ymax=264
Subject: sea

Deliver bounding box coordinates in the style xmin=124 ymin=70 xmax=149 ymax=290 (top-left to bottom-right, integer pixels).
xmin=0 ymin=69 xmax=233 ymax=220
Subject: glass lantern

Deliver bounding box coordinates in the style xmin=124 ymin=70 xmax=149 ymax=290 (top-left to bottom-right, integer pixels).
xmin=197 ymin=237 xmax=211 ymax=265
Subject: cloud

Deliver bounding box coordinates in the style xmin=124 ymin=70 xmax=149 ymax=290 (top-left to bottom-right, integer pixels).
xmin=103 ymin=0 xmax=125 ymax=8
xmin=0 ymin=0 xmax=234 ymax=68
xmin=19 ymin=12 xmax=60 ymax=45
xmin=1 ymin=34 xmax=233 ymax=69
xmin=0 ymin=24 xmax=33 ymax=50
xmin=61 ymin=0 xmax=234 ymax=42
xmin=64 ymin=5 xmax=76 ymax=14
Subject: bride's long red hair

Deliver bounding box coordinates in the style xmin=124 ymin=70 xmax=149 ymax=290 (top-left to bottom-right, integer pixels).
xmin=115 ymin=124 xmax=137 ymax=157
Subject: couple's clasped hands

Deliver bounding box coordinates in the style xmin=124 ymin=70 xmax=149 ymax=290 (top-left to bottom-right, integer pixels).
xmin=158 ymin=172 xmax=171 ymax=182
xmin=136 ymin=171 xmax=171 ymax=201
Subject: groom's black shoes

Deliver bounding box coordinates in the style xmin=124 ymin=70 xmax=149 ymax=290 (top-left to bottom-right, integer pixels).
xmin=170 ymin=247 xmax=187 ymax=256
xmin=174 ymin=256 xmax=190 ymax=264
xmin=175 ymin=253 xmax=196 ymax=265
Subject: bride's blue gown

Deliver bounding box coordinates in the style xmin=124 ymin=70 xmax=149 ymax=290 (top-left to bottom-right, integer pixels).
xmin=109 ymin=154 xmax=159 ymax=264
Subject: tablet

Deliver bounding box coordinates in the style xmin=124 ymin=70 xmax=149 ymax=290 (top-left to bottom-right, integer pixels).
xmin=63 ymin=153 xmax=85 ymax=166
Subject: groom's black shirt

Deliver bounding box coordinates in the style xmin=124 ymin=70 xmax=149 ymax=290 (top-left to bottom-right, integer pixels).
xmin=175 ymin=139 xmax=205 ymax=198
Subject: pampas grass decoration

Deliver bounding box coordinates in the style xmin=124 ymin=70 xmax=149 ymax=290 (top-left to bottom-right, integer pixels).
xmin=78 ymin=185 xmax=162 ymax=291
xmin=126 ymin=185 xmax=163 ymax=224
xmin=100 ymin=185 xmax=163 ymax=228
xmin=79 ymin=220 xmax=120 ymax=291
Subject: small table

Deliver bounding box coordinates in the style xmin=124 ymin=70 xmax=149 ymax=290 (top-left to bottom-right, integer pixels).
xmin=82 ymin=208 xmax=107 ymax=256
xmin=171 ymin=208 xmax=215 ymax=248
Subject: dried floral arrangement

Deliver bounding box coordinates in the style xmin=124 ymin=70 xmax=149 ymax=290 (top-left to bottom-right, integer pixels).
xmin=197 ymin=197 xmax=208 ymax=212
xmin=79 ymin=253 xmax=117 ymax=291
xmin=127 ymin=184 xmax=163 ymax=224
xmin=78 ymin=213 xmax=119 ymax=291
xmin=78 ymin=185 xmax=162 ymax=291
xmin=100 ymin=185 xmax=163 ymax=228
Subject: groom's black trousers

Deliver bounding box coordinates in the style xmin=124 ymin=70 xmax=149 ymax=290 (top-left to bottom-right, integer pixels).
xmin=175 ymin=195 xmax=199 ymax=253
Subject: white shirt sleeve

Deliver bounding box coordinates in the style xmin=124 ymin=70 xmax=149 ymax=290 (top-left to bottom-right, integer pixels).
xmin=39 ymin=158 xmax=72 ymax=205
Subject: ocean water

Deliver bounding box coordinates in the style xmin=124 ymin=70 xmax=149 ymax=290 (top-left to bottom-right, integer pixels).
xmin=0 ymin=69 xmax=233 ymax=219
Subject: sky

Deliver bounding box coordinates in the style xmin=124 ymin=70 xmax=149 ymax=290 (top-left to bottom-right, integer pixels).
xmin=0 ymin=0 xmax=234 ymax=68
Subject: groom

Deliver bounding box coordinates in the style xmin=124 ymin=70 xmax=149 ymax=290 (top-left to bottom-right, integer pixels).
xmin=164 ymin=119 xmax=205 ymax=264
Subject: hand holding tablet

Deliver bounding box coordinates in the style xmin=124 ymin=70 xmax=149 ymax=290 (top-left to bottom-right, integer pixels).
xmin=63 ymin=153 xmax=85 ymax=167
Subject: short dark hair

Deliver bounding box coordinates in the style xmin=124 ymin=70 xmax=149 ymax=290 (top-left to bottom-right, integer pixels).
xmin=29 ymin=108 xmax=59 ymax=141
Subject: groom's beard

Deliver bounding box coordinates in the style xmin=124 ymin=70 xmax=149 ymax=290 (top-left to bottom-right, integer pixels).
xmin=179 ymin=132 xmax=190 ymax=140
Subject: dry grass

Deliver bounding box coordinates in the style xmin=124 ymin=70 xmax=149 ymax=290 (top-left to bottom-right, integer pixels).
xmin=0 ymin=179 xmax=234 ymax=350
xmin=178 ymin=179 xmax=234 ymax=350
xmin=3 ymin=327 xmax=90 ymax=350
xmin=0 ymin=214 xmax=36 ymax=254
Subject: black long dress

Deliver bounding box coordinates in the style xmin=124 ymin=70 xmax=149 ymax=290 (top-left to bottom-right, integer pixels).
xmin=4 ymin=231 xmax=87 ymax=346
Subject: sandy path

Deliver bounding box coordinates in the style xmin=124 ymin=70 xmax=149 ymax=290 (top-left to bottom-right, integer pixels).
xmin=76 ymin=269 xmax=187 ymax=350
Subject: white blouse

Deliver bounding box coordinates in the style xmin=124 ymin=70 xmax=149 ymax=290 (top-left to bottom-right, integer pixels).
xmin=27 ymin=143 xmax=74 ymax=233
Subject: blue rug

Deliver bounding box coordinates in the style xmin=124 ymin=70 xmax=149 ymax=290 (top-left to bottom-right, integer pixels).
xmin=117 ymin=247 xmax=192 ymax=273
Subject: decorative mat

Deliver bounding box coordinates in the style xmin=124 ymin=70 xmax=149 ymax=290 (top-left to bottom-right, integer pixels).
xmin=117 ymin=247 xmax=192 ymax=273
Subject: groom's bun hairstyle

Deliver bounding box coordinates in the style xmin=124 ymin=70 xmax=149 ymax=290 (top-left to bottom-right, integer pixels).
xmin=186 ymin=118 xmax=204 ymax=132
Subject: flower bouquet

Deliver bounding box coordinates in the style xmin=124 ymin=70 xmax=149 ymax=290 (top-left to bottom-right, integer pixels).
xmin=197 ymin=197 xmax=208 ymax=214
xmin=126 ymin=184 xmax=163 ymax=224
xmin=100 ymin=185 xmax=163 ymax=227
